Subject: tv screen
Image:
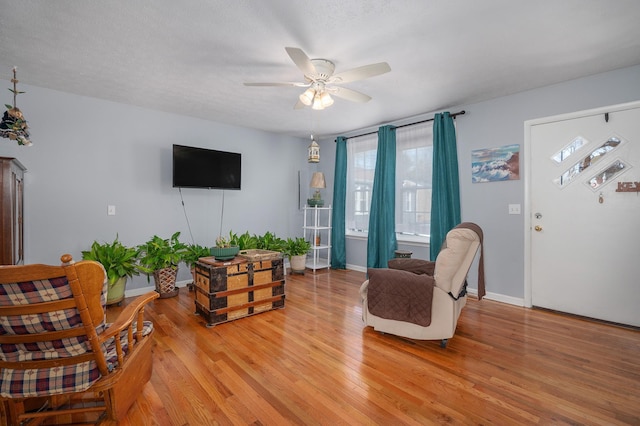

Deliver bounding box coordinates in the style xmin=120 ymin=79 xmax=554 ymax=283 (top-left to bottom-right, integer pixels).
xmin=172 ymin=144 xmax=241 ymax=190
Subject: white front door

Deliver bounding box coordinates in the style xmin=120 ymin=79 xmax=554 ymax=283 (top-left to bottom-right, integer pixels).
xmin=526 ymin=101 xmax=640 ymax=327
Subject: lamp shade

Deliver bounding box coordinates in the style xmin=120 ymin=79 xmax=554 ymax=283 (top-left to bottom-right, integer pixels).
xmin=310 ymin=172 xmax=326 ymax=189
xmin=320 ymin=91 xmax=334 ymax=108
xmin=299 ymin=88 xmax=315 ymax=106
xmin=311 ymin=93 xmax=324 ymax=110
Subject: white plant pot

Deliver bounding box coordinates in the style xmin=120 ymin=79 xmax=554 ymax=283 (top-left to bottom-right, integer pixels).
xmin=289 ymin=255 xmax=306 ymax=274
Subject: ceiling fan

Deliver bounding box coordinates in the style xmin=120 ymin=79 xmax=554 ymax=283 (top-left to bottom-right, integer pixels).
xmin=244 ymin=47 xmax=391 ymax=110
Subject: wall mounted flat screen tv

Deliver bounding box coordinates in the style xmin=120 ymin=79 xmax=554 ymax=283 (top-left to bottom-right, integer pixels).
xmin=172 ymin=144 xmax=241 ymax=190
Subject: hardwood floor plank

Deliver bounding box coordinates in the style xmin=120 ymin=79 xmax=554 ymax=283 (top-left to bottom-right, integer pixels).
xmin=101 ymin=268 xmax=639 ymax=425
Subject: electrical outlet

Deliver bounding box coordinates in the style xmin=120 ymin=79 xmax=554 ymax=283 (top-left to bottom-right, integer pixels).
xmin=508 ymin=204 xmax=521 ymax=215
xmin=107 ymin=205 xmax=116 ymax=216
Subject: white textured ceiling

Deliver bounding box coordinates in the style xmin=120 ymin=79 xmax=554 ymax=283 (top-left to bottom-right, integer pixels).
xmin=1 ymin=0 xmax=640 ymax=139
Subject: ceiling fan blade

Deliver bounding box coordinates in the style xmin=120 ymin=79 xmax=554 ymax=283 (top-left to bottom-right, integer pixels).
xmin=329 ymin=86 xmax=372 ymax=103
xmin=285 ymin=47 xmax=317 ymax=77
xmin=244 ymin=82 xmax=309 ymax=87
xmin=329 ymin=62 xmax=391 ymax=84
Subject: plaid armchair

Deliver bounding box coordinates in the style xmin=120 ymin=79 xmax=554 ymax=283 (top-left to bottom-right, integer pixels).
xmin=0 ymin=254 xmax=159 ymax=424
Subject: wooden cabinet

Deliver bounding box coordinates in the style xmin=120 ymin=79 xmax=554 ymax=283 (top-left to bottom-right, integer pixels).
xmin=0 ymin=157 xmax=26 ymax=265
xmin=193 ymin=256 xmax=285 ymax=327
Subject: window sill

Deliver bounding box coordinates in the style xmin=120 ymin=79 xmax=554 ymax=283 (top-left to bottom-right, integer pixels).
xmin=397 ymin=234 xmax=429 ymax=245
xmin=345 ymin=232 xmax=429 ymax=246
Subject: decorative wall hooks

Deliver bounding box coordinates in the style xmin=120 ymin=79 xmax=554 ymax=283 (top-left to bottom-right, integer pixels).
xmin=0 ymin=67 xmax=31 ymax=146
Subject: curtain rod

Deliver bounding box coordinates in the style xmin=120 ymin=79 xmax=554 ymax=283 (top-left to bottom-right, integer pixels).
xmin=336 ymin=110 xmax=466 ymax=140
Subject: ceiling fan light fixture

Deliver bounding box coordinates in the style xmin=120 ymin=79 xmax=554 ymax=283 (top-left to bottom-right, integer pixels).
xmin=246 ymin=47 xmax=391 ymax=110
xmin=311 ymin=93 xmax=324 ymax=110
xmin=320 ymin=91 xmax=334 ymax=108
xmin=299 ymin=88 xmax=315 ymax=106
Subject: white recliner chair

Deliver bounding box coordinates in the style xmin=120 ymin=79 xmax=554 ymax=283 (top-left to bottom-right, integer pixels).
xmin=360 ymin=223 xmax=484 ymax=347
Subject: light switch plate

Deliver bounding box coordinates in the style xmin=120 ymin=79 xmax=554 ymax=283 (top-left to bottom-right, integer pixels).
xmin=508 ymin=204 xmax=521 ymax=215
xmin=107 ymin=205 xmax=116 ymax=216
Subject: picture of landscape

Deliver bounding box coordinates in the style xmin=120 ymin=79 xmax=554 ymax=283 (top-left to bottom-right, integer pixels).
xmin=471 ymin=144 xmax=520 ymax=183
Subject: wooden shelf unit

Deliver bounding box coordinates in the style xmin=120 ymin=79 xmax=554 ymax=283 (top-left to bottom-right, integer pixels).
xmin=303 ymin=205 xmax=331 ymax=271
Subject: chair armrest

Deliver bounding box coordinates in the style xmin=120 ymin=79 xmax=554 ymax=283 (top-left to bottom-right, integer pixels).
xmin=388 ymin=258 xmax=435 ymax=275
xmin=100 ymin=291 xmax=159 ymax=341
xmin=99 ymin=291 xmax=159 ymax=367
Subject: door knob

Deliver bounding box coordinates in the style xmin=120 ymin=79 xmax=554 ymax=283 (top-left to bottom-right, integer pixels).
xmin=534 ymin=225 xmax=543 ymax=232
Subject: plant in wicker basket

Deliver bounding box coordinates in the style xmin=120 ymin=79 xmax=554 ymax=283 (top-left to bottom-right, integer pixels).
xmin=138 ymin=232 xmax=187 ymax=298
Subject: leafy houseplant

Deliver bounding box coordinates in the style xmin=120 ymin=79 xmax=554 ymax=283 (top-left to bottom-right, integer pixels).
xmin=183 ymin=243 xmax=212 ymax=269
xmin=183 ymin=243 xmax=211 ymax=288
xmin=81 ymin=236 xmax=141 ymax=305
xmin=236 ymin=231 xmax=258 ymax=250
xmin=138 ymin=232 xmax=187 ymax=298
xmin=256 ymin=231 xmax=286 ymax=252
xmin=283 ymin=237 xmax=312 ymax=274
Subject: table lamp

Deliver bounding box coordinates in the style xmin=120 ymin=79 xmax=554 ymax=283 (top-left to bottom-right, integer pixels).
xmin=308 ymin=172 xmax=326 ymax=207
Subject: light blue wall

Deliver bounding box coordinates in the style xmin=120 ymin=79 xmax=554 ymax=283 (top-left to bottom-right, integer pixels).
xmin=3 ymin=64 xmax=640 ymax=301
xmin=318 ymin=64 xmax=640 ymax=302
xmin=0 ymin=84 xmax=309 ymax=291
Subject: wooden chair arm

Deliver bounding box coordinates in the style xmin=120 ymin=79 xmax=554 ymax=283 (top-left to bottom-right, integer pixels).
xmin=97 ymin=291 xmax=159 ymax=367
xmin=99 ymin=291 xmax=159 ymax=341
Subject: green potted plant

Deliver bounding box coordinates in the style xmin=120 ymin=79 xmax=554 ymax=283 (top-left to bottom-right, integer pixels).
xmin=81 ymin=236 xmax=141 ymax=305
xmin=183 ymin=243 xmax=211 ymax=288
xmin=283 ymin=237 xmax=311 ymax=274
xmin=211 ymin=230 xmax=240 ymax=260
xmin=236 ymin=231 xmax=258 ymax=250
xmin=256 ymin=231 xmax=286 ymax=252
xmin=183 ymin=243 xmax=212 ymax=269
xmin=138 ymin=232 xmax=187 ymax=298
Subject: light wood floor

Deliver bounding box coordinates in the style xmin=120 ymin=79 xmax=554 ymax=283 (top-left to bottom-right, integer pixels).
xmin=109 ymin=268 xmax=639 ymax=425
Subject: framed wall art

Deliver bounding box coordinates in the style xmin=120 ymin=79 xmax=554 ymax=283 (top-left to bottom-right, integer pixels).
xmin=472 ymin=144 xmax=520 ymax=183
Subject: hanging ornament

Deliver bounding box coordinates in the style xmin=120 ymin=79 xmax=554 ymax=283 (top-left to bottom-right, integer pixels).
xmin=308 ymin=134 xmax=319 ymax=163
xmin=1 ymin=67 xmax=31 ymax=146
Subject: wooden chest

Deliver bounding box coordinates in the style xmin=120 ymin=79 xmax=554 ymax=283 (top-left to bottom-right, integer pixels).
xmin=194 ymin=256 xmax=285 ymax=327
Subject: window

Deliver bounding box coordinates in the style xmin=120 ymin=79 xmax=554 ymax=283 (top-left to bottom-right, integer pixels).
xmin=345 ymin=122 xmax=433 ymax=241
xmin=346 ymin=134 xmax=377 ymax=234
xmin=395 ymin=123 xmax=433 ymax=239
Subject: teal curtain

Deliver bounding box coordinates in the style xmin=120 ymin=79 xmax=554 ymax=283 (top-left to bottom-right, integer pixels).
xmin=367 ymin=125 xmax=397 ymax=268
xmin=330 ymin=137 xmax=347 ymax=269
xmin=430 ymin=112 xmax=461 ymax=260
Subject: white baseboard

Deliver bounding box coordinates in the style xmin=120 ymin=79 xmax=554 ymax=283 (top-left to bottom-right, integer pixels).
xmin=346 ymin=263 xmax=366 ymax=273
xmin=124 ymin=279 xmax=193 ymax=299
xmin=125 ymin=277 xmax=526 ymax=309
xmin=467 ymin=288 xmax=524 ymax=306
